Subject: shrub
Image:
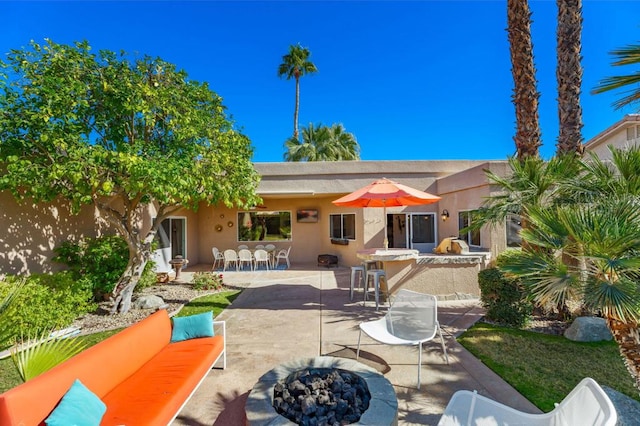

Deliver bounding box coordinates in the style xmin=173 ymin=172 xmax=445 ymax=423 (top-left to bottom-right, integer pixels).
xmin=191 ymin=272 xmax=224 ymax=291
xmin=478 ymin=267 xmax=532 ymax=328
xmin=54 ymin=235 xmax=157 ymax=299
xmin=0 ymin=272 xmax=96 ymax=337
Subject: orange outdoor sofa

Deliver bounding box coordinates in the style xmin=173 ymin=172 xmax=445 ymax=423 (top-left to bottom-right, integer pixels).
xmin=0 ymin=309 xmax=226 ymax=425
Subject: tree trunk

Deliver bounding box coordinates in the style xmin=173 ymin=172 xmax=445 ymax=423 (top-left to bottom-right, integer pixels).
xmin=556 ymin=0 xmax=584 ymax=156
xmin=110 ymin=250 xmax=148 ymax=314
xmin=293 ymin=75 xmax=300 ymax=140
xmin=606 ymin=317 xmax=640 ymax=392
xmin=507 ymin=0 xmax=542 ymax=160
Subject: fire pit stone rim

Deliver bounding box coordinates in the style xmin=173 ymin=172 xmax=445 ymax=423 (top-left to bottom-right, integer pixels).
xmin=245 ymin=356 xmax=398 ymax=425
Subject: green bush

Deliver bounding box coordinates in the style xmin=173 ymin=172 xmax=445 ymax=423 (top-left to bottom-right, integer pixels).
xmin=54 ymin=235 xmax=157 ymax=299
xmin=191 ymin=272 xmax=224 ymax=291
xmin=0 ymin=272 xmax=96 ymax=337
xmin=478 ymin=267 xmax=532 ymax=328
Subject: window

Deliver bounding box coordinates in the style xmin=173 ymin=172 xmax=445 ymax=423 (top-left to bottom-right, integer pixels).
xmin=237 ymin=211 xmax=291 ymax=241
xmin=458 ymin=210 xmax=481 ymax=247
xmin=330 ymin=213 xmax=356 ymax=240
xmin=506 ymin=214 xmax=522 ymax=247
xmin=626 ymin=126 xmax=640 ymax=141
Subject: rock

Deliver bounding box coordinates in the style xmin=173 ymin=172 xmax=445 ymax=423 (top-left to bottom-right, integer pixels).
xmin=133 ymin=295 xmax=165 ymax=310
xmin=601 ymin=385 xmax=640 ymax=426
xmin=564 ymin=317 xmax=613 ymax=342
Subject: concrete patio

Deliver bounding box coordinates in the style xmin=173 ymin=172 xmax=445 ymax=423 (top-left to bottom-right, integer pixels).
xmin=172 ymin=265 xmax=540 ymax=425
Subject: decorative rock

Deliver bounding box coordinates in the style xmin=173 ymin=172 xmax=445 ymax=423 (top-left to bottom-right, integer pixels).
xmin=133 ymin=295 xmax=165 ymax=310
xmin=564 ymin=317 xmax=612 ymax=342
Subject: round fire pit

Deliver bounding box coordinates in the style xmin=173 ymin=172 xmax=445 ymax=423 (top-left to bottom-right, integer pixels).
xmin=245 ymin=356 xmax=398 ymax=426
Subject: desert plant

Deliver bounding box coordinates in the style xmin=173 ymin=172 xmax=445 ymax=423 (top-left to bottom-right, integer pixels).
xmin=191 ymin=272 xmax=224 ymax=291
xmin=478 ymin=267 xmax=533 ymax=328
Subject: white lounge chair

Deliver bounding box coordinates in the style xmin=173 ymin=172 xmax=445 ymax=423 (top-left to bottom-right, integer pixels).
xmin=356 ymin=289 xmax=449 ymax=389
xmin=437 ymin=377 xmax=617 ymax=426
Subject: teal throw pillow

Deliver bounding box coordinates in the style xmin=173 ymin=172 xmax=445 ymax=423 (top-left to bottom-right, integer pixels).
xmin=171 ymin=311 xmax=214 ymax=342
xmin=45 ymin=379 xmax=106 ymax=426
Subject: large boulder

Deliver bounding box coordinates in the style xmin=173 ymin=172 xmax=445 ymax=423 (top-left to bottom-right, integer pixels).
xmin=133 ymin=295 xmax=166 ymax=310
xmin=564 ymin=317 xmax=612 ymax=342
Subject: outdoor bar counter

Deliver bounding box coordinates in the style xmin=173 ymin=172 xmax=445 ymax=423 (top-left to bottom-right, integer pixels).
xmin=356 ymin=248 xmax=491 ymax=299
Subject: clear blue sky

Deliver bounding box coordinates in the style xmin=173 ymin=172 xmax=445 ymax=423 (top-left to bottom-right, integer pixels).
xmin=2 ymin=1 xmax=639 ymax=162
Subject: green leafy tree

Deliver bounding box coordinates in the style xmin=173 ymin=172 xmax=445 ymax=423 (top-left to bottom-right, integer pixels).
xmin=555 ymin=0 xmax=584 ymax=156
xmin=592 ymin=43 xmax=640 ymax=109
xmin=284 ymin=123 xmax=360 ymax=161
xmin=0 ymin=40 xmax=260 ymax=313
xmin=507 ymin=0 xmax=542 ymax=159
xmin=278 ymin=44 xmax=318 ymax=140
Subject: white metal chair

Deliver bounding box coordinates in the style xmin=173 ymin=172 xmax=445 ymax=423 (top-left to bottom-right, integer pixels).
xmin=264 ymin=244 xmax=277 ymax=267
xmin=237 ymin=244 xmax=249 ymax=250
xmin=238 ymin=249 xmax=253 ymax=271
xmin=223 ymin=249 xmax=239 ymax=272
xmin=274 ymin=246 xmax=291 ymax=269
xmin=211 ymin=247 xmax=224 ymax=271
xmin=253 ymin=249 xmax=270 ymax=271
xmin=437 ymin=377 xmax=617 ymax=426
xmin=255 ymin=244 xmax=265 ymax=250
xmin=356 ymin=289 xmax=449 ymax=389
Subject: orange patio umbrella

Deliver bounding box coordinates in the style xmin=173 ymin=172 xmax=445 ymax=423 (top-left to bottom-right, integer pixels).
xmin=332 ymin=178 xmax=441 ymax=250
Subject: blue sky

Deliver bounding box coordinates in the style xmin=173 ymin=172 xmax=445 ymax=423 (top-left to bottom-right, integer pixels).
xmin=2 ymin=1 xmax=639 ymax=162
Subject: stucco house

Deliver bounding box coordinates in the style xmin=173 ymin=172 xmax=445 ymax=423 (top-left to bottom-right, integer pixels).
xmin=1 ymin=115 xmax=637 ymax=295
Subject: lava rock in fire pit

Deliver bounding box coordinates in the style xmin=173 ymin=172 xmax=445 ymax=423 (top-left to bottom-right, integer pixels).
xmin=273 ymin=367 xmax=371 ymax=426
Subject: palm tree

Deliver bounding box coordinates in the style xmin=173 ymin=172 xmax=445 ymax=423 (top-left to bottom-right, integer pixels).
xmin=592 ymin=43 xmax=640 ymax=110
xmin=498 ymin=146 xmax=640 ymax=390
xmin=278 ymin=44 xmax=318 ymax=140
xmin=507 ymin=0 xmax=542 ymax=159
xmin=283 ymin=123 xmax=360 ymax=162
xmin=556 ymin=0 xmax=584 ymax=156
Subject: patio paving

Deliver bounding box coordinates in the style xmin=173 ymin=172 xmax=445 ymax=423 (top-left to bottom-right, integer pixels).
xmin=172 ymin=265 xmax=540 ymax=426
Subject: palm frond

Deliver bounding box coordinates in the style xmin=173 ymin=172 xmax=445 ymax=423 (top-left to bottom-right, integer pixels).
xmin=11 ymin=331 xmax=86 ymax=382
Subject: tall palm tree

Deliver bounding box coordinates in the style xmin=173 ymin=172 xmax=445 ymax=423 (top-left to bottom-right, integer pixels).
xmin=556 ymin=0 xmax=584 ymax=156
xmin=283 ymin=123 xmax=360 ymax=162
xmin=507 ymin=0 xmax=542 ymax=159
xmin=592 ymin=43 xmax=640 ymax=110
xmin=278 ymin=44 xmax=318 ymax=140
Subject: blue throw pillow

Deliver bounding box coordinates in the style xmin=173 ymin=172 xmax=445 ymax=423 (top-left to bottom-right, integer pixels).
xmin=45 ymin=379 xmax=106 ymax=426
xmin=171 ymin=311 xmax=214 ymax=342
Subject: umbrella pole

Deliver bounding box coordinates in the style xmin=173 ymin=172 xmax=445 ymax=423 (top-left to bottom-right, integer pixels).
xmin=383 ymin=202 xmax=388 ymax=250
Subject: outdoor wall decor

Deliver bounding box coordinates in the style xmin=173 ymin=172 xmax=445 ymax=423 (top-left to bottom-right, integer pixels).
xmin=297 ymin=209 xmax=318 ymax=223
xmin=219 ymin=213 xmax=225 ymax=219
xmin=227 ymin=221 xmax=234 ymax=227
xmin=215 ymin=224 xmax=223 ymax=232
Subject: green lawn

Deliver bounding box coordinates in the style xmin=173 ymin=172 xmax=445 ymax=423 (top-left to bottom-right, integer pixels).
xmin=0 ymin=290 xmax=241 ymax=393
xmin=458 ymin=322 xmax=639 ymax=412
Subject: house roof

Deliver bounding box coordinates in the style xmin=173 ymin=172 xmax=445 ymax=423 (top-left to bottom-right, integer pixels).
xmin=583 ymin=114 xmax=640 ymax=151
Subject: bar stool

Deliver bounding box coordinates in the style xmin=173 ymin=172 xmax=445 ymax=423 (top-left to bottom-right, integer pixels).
xmin=364 ymin=269 xmax=389 ymax=311
xmin=350 ymin=265 xmax=365 ymax=301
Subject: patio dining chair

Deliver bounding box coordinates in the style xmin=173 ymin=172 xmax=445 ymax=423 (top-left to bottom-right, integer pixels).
xmin=238 ymin=249 xmax=253 ymax=271
xmin=437 ymin=377 xmax=617 ymax=426
xmin=223 ymin=249 xmax=239 ymax=272
xmin=211 ymin=247 xmax=224 ymax=271
xmin=253 ymin=249 xmax=270 ymax=271
xmin=356 ymin=289 xmax=448 ymax=389
xmin=264 ymin=244 xmax=277 ymax=267
xmin=274 ymin=246 xmax=291 ymax=269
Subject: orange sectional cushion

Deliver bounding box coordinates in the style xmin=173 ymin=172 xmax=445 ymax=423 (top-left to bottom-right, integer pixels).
xmin=0 ymin=310 xmax=172 ymax=426
xmin=101 ymin=335 xmax=224 ymax=426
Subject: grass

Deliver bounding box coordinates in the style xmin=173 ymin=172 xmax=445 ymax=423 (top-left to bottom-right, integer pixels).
xmin=0 ymin=289 xmax=241 ymax=393
xmin=458 ymin=321 xmax=639 ymax=412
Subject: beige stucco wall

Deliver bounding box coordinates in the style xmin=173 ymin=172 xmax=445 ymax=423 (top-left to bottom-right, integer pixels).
xmin=384 ymin=259 xmax=482 ymax=297
xmin=0 ymin=191 xmax=107 ymax=275
xmin=584 ymin=114 xmax=640 ymax=160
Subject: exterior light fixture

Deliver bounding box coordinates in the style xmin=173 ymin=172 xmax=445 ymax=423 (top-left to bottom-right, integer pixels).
xmin=441 ymin=209 xmax=450 ymax=221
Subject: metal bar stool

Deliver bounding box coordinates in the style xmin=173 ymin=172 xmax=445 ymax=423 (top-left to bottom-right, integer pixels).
xmin=364 ymin=269 xmax=389 ymax=310
xmin=350 ymin=265 xmax=365 ymax=301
